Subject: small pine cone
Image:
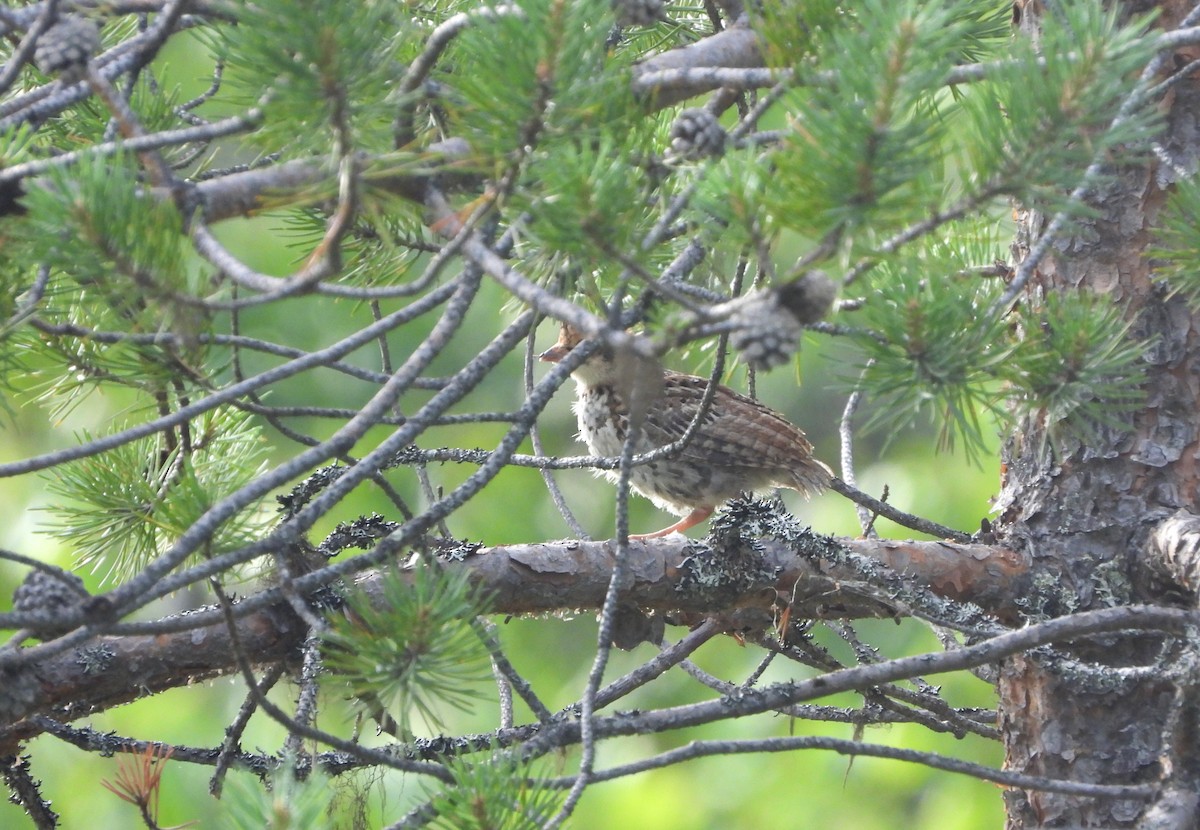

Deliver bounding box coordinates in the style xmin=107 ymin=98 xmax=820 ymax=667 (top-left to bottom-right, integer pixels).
xmin=34 ymin=15 xmax=101 ymax=82
xmin=12 ymin=568 xmax=89 ymax=637
xmin=718 ymin=273 xmax=836 ymax=370
xmin=670 ymin=108 xmax=726 ymax=159
xmin=727 ymin=292 xmax=804 ymax=370
xmin=613 ymin=0 xmax=665 ymax=27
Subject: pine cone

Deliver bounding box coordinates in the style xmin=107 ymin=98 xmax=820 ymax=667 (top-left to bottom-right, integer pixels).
xmin=670 ymin=108 xmax=726 ymax=159
xmin=34 ymin=15 xmax=100 ymax=82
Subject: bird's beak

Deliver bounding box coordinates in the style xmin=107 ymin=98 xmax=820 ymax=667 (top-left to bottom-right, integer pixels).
xmin=539 ymin=344 xmax=568 ymax=364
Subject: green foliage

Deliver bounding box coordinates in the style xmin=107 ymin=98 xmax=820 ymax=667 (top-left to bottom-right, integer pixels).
xmin=691 ymin=145 xmax=783 ymax=255
xmin=938 ymin=1 xmax=1013 ymax=66
xmin=223 ymin=765 xmax=335 ymax=830
xmin=425 ymin=755 xmax=563 ymax=830
xmin=0 ymin=122 xmax=35 ymax=171
xmin=15 ymin=152 xmax=213 ymax=408
xmin=21 ymin=153 xmax=194 ymax=313
xmin=748 ymin=0 xmax=1159 ymax=251
xmin=322 ymin=565 xmax=492 ymax=735
xmin=722 ymin=0 xmax=1158 ymax=452
xmin=214 ymin=0 xmax=411 ymax=153
xmin=846 ymin=221 xmax=1146 ymax=454
xmin=1152 ymin=175 xmax=1200 ymax=306
xmin=42 ymin=408 xmax=271 ymax=581
xmin=957 ymin=3 xmax=1159 ymax=209
xmin=1006 ymin=292 xmax=1146 ymax=439
xmin=849 ymin=242 xmax=1012 ymax=455
xmin=279 ymin=201 xmax=433 ymax=287
xmin=764 ymin=0 xmax=975 ymax=241
xmin=518 ymin=133 xmax=658 ymax=272
xmin=437 ymin=0 xmax=669 ymax=287
xmin=757 ymin=0 xmax=846 ymax=68
xmin=0 ymin=127 xmax=36 ymax=323
xmin=24 ymin=152 xmax=180 ymax=277
xmin=445 ymin=0 xmax=636 ymax=158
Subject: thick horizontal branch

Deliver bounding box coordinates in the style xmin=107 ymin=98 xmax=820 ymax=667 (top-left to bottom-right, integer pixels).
xmin=192 ymin=139 xmax=476 ymax=224
xmin=632 ymin=23 xmax=764 ymax=106
xmin=0 ymin=602 xmax=303 ymax=752
xmin=433 ymin=533 xmax=1028 ymax=621
xmin=0 ymin=528 xmax=1027 ymax=751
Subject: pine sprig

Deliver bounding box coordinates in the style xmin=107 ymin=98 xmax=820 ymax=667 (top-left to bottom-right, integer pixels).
xmin=766 ymin=0 xmax=972 ymax=241
xmin=849 ymin=257 xmax=1012 ymax=456
xmin=21 ymin=153 xmax=195 ymax=311
xmin=1005 ymin=292 xmax=1146 ymax=440
xmin=845 ymin=237 xmax=1145 ymax=456
xmin=322 ymin=565 xmax=492 ymax=735
xmin=445 ymin=0 xmax=637 ymax=158
xmin=520 ymin=134 xmax=657 ymax=267
xmin=957 ymin=3 xmax=1160 ymax=210
xmin=426 ymin=754 xmax=563 ymax=830
xmin=223 ymin=763 xmax=334 ymax=830
xmin=212 ymin=0 xmax=409 ymax=153
xmin=41 ymin=408 xmax=270 ymax=582
xmin=1151 ymin=176 xmax=1200 ymax=307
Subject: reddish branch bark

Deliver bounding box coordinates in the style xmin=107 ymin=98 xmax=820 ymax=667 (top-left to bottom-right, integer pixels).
xmin=0 ymin=531 xmax=1025 ymax=754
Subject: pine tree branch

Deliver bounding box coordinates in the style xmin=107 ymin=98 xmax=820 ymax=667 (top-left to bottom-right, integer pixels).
xmin=0 ymin=528 xmax=1027 ymax=747
xmin=545 ymin=735 xmax=1155 ymax=800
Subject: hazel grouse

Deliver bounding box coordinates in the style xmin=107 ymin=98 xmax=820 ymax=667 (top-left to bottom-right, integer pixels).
xmin=540 ymin=323 xmax=831 ymax=539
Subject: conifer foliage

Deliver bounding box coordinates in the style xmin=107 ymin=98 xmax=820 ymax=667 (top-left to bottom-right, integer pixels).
xmin=2 ymin=1 xmax=1200 ymax=828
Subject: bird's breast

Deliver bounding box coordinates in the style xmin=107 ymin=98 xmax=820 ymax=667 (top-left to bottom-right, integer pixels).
xmin=572 ymin=385 xmax=632 ymax=456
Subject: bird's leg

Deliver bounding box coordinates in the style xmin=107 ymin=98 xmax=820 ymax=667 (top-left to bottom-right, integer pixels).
xmin=628 ymin=507 xmax=715 ymax=540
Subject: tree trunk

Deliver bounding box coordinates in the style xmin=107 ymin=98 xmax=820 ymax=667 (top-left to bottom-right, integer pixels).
xmin=996 ymin=2 xmax=1200 ymax=826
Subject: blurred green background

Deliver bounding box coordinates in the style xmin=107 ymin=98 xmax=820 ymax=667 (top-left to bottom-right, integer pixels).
xmin=0 ymin=27 xmax=1006 ymax=830
xmin=0 ymin=248 xmax=1004 ymax=827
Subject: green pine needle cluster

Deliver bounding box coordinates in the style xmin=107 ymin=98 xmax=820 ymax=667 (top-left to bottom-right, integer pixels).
xmin=769 ymin=0 xmax=970 ymax=237
xmin=42 ymin=408 xmax=271 ymax=582
xmin=446 ymin=0 xmax=637 ymax=156
xmin=20 ymin=153 xmax=196 ymax=321
xmin=426 ymin=755 xmax=563 ymax=830
xmin=212 ymin=0 xmax=410 ymax=154
xmin=846 ymin=221 xmax=1146 ymax=455
xmin=1008 ymin=292 xmax=1146 ymax=435
xmin=1153 ymin=176 xmax=1200 ymax=307
xmin=322 ymin=565 xmax=492 ymax=735
xmin=519 ymin=133 xmax=658 ymax=269
xmin=958 ymin=4 xmax=1159 ymax=213
xmin=850 ymin=252 xmax=1011 ymax=455
xmin=224 ymin=764 xmax=335 ymax=830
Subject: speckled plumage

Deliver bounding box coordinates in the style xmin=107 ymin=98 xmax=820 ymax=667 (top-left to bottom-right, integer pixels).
xmin=541 ymin=324 xmax=831 ymax=538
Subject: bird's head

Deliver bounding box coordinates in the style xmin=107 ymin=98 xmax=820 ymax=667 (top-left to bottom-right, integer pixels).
xmin=539 ymin=322 xmax=618 ymax=387
xmin=539 ymin=323 xmax=664 ymax=413
xmin=537 ymin=322 xmax=586 ymax=365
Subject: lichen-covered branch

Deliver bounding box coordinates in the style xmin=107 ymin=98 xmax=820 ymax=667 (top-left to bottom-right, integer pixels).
xmin=0 ymin=518 xmax=1029 ymax=751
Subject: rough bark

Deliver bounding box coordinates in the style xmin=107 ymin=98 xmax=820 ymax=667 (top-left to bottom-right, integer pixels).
xmin=0 ymin=529 xmax=1025 ymax=755
xmin=995 ymin=2 xmax=1200 ymax=826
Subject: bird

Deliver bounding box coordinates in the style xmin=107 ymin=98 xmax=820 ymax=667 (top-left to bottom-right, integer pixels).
xmin=539 ymin=323 xmax=831 ymax=539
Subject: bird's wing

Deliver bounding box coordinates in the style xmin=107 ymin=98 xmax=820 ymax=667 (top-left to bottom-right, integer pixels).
xmin=642 ymin=374 xmax=818 ymax=472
